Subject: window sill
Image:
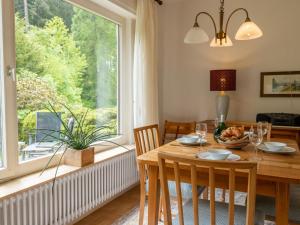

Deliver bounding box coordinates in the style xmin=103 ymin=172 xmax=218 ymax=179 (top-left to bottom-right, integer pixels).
xmin=0 ymin=145 xmax=135 ymax=201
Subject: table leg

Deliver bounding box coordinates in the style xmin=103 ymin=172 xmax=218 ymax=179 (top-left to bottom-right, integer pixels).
xmin=147 ymin=165 xmax=160 ymax=225
xmin=275 ymin=182 xmax=289 ymax=225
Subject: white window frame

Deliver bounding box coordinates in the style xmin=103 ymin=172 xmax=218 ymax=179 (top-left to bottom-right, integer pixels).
xmin=0 ymin=0 xmax=134 ymax=179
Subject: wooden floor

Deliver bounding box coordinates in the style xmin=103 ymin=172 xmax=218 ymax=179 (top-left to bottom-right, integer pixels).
xmin=75 ymin=184 xmax=299 ymax=225
xmin=75 ymin=185 xmax=140 ymax=225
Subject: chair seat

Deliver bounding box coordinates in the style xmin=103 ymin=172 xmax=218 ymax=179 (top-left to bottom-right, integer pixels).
xmin=146 ymin=180 xmax=205 ymax=199
xmin=255 ymin=184 xmax=300 ymax=223
xmin=173 ymin=199 xmax=265 ymax=225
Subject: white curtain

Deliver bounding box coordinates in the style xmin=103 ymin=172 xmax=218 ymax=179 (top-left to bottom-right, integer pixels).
xmin=133 ymin=0 xmax=159 ymax=128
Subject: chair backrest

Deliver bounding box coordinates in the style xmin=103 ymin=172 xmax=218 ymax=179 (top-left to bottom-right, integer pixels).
xmin=36 ymin=112 xmax=62 ymax=142
xmin=226 ymin=120 xmax=272 ymax=141
xmin=163 ymin=120 xmax=196 ymax=144
xmin=133 ymin=124 xmax=161 ymax=156
xmin=158 ymin=152 xmax=257 ymax=225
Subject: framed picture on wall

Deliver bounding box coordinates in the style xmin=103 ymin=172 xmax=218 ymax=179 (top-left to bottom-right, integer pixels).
xmin=260 ymin=71 xmax=300 ymax=97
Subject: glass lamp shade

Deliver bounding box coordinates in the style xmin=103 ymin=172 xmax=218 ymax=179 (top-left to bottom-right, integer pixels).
xmin=235 ymin=21 xmax=263 ymax=40
xmin=184 ymin=27 xmax=209 ymax=44
xmin=210 ymin=36 xmax=233 ymax=47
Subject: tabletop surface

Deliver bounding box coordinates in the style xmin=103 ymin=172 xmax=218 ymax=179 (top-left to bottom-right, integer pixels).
xmin=137 ymin=134 xmax=300 ymax=183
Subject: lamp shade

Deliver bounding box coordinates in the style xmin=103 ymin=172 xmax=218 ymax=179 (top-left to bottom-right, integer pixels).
xmin=184 ymin=27 xmax=209 ymax=44
xmin=235 ymin=21 xmax=263 ymax=40
xmin=210 ymin=70 xmax=236 ymax=91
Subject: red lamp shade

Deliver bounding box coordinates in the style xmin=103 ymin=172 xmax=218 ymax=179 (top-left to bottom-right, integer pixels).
xmin=210 ymin=70 xmax=236 ymax=91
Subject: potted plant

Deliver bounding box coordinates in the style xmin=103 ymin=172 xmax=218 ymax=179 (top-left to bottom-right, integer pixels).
xmin=40 ymin=103 xmax=124 ymax=184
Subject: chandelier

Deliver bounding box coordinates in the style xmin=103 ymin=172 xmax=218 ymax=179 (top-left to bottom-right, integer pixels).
xmin=184 ymin=0 xmax=263 ymax=47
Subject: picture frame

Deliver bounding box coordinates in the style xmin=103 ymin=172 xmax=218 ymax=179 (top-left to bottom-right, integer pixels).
xmin=260 ymin=71 xmax=300 ymax=97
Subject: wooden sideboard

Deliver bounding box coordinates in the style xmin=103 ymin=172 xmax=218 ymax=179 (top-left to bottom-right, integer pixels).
xmin=271 ymin=125 xmax=300 ymax=146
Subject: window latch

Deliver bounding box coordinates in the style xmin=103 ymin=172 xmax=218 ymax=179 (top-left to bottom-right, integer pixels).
xmin=7 ymin=66 xmax=16 ymax=82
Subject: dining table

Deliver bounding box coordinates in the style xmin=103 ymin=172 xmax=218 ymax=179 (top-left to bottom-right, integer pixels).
xmin=137 ymin=133 xmax=300 ymax=225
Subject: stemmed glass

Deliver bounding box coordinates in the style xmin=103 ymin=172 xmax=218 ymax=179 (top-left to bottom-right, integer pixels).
xmin=249 ymin=125 xmax=263 ymax=161
xmin=214 ymin=117 xmax=219 ymax=128
xmin=196 ymin=123 xmax=207 ymax=148
xmin=260 ymin=121 xmax=269 ymax=136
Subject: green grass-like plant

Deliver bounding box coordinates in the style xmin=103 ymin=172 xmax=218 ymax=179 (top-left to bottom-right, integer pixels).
xmin=40 ymin=103 xmax=125 ymax=190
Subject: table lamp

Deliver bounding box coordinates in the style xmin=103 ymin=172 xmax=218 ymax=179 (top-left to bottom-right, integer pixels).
xmin=210 ymin=69 xmax=236 ymax=120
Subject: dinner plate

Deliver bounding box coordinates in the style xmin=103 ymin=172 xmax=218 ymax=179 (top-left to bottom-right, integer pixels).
xmin=196 ymin=152 xmax=241 ymax=161
xmin=177 ymin=137 xmax=207 ymax=146
xmin=258 ymin=144 xmax=296 ymax=154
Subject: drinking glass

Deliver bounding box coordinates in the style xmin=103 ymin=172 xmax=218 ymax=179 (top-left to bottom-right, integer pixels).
xmin=196 ymin=123 xmax=207 ymax=140
xmin=249 ymin=125 xmax=263 ymax=161
xmin=260 ymin=121 xmax=269 ymax=136
xmin=214 ymin=117 xmax=219 ymax=128
xmin=196 ymin=123 xmax=207 ymax=148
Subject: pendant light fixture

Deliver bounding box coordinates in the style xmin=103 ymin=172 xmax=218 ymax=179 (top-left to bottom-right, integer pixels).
xmin=184 ymin=0 xmax=263 ymax=47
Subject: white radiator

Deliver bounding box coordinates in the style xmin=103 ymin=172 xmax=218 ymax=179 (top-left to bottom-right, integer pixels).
xmin=0 ymin=150 xmax=139 ymax=225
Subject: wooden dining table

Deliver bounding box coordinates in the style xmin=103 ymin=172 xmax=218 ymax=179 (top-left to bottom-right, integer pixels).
xmin=137 ymin=134 xmax=300 ymax=225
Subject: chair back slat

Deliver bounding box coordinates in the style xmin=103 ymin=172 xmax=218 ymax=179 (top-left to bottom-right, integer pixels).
xmin=174 ymin=162 xmax=184 ymax=225
xmin=229 ymin=168 xmax=236 ymax=225
xmin=246 ymin=167 xmax=257 ymax=225
xmin=226 ymin=120 xmax=272 ymax=141
xmin=158 ymin=152 xmax=257 ymax=225
xmin=134 ymin=124 xmax=160 ymax=156
xmin=163 ymin=120 xmax=196 ymax=144
xmin=209 ymin=167 xmax=216 ymax=225
xmin=191 ymin=165 xmax=199 ymax=225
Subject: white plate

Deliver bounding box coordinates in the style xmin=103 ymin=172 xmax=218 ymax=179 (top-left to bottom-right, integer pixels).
xmin=258 ymin=144 xmax=296 ymax=154
xmin=177 ymin=138 xmax=207 ymax=146
xmin=196 ymin=152 xmax=241 ymax=161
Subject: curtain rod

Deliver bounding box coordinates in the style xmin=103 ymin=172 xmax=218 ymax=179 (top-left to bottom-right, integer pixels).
xmin=154 ymin=0 xmax=163 ymax=5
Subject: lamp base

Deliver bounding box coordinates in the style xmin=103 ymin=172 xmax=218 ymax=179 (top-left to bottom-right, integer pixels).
xmin=216 ymin=93 xmax=230 ymax=120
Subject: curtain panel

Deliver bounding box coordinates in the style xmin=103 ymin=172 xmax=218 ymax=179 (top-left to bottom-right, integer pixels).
xmin=133 ymin=0 xmax=159 ymax=127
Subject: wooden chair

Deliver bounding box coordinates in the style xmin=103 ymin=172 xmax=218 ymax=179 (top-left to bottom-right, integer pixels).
xmin=158 ymin=152 xmax=264 ymax=225
xmin=226 ymin=121 xmax=272 ymax=141
xmin=134 ymin=124 xmax=161 ymax=225
xmin=162 ymin=120 xmax=196 ymax=144
xmin=218 ymin=121 xmax=272 ymax=203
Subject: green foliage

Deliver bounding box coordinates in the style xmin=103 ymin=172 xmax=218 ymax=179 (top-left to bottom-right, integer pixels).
xmin=71 ymin=8 xmax=118 ymax=109
xmin=20 ymin=107 xmax=117 ymax=143
xmin=14 ymin=2 xmax=119 ymax=144
xmin=16 ymin=15 xmax=87 ymax=106
xmin=14 ymin=0 xmax=74 ymax=28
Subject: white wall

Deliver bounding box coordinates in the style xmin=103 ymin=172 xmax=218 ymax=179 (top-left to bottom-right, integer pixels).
xmin=157 ymin=0 xmax=300 ymax=124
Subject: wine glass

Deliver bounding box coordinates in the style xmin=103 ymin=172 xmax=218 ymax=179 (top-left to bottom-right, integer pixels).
xmin=260 ymin=121 xmax=269 ymax=136
xmin=199 ymin=123 xmax=207 ymax=140
xmin=214 ymin=117 xmax=219 ymax=128
xmin=249 ymin=125 xmax=263 ymax=161
xmin=196 ymin=123 xmax=207 ymax=148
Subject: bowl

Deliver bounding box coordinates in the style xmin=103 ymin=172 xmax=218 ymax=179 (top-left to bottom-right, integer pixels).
xmin=208 ymin=149 xmax=232 ymax=160
xmin=177 ymin=137 xmax=199 ymax=144
xmin=217 ymin=136 xmax=250 ymax=149
xmin=264 ymin=142 xmax=287 ymax=151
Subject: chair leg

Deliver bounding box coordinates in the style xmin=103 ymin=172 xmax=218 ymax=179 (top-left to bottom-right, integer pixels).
xmin=138 ymin=164 xmax=146 ymax=225
xmin=158 ymin=194 xmax=163 ymax=221
xmin=203 ymin=187 xmax=209 ymax=200
xmin=221 ymin=188 xmax=226 ymax=202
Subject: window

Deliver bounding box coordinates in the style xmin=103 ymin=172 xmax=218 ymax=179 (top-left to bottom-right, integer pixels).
xmin=14 ymin=0 xmax=119 ymax=162
xmin=0 ymin=0 xmax=133 ymax=178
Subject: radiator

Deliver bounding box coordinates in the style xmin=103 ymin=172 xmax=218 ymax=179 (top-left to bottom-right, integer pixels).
xmin=0 ymin=150 xmax=139 ymax=225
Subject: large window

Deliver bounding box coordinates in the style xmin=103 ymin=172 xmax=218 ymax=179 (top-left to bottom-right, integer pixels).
xmin=14 ymin=0 xmax=119 ymax=162
xmin=0 ymin=0 xmax=133 ymax=179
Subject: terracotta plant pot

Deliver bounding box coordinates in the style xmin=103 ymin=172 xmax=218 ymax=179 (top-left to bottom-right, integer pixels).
xmin=64 ymin=147 xmax=94 ymax=167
